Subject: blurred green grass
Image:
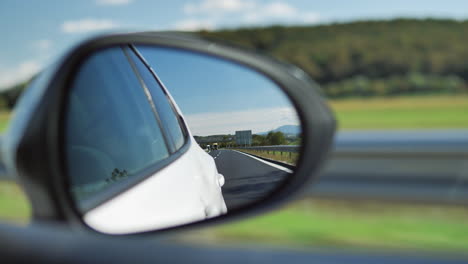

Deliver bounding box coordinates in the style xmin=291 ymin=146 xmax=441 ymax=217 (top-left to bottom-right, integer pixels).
xmin=330 ymin=95 xmax=468 ymax=130
xmin=0 ymin=181 xmax=30 ymax=225
xmin=1 ymin=95 xmax=468 ymax=251
xmin=0 ymin=111 xmax=10 ymax=132
xmin=0 ymin=111 xmax=30 ymax=225
xmin=190 ymin=199 xmax=468 ymax=252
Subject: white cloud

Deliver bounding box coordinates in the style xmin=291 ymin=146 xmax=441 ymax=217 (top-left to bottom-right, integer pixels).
xmin=262 ymin=2 xmax=297 ymax=17
xmin=173 ymin=19 xmax=215 ymax=31
xmin=96 ymin=0 xmax=133 ymax=5
xmin=180 ymin=1 xmax=321 ymax=29
xmin=33 ymin=39 xmax=52 ymax=51
xmin=243 ymin=2 xmax=319 ymax=24
xmin=184 ymin=0 xmax=255 ymax=15
xmin=302 ymin=12 xmax=321 ymax=24
xmin=0 ymin=60 xmax=41 ymax=90
xmin=61 ymin=19 xmax=119 ymax=34
xmin=185 ymin=107 xmax=300 ymax=136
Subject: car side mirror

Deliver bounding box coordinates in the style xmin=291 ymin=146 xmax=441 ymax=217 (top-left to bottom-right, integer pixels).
xmin=2 ymin=32 xmax=335 ymax=235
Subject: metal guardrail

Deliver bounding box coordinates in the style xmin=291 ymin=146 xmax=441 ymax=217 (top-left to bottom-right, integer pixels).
xmin=237 ymin=130 xmax=468 ymax=204
xmin=308 ymin=130 xmax=468 ymax=204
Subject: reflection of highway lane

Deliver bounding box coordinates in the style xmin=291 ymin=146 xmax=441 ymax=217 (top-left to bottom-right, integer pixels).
xmin=208 ymin=149 xmax=291 ymax=210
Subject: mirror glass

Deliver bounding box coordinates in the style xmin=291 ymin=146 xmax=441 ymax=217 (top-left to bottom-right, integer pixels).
xmin=63 ymin=44 xmax=301 ymax=234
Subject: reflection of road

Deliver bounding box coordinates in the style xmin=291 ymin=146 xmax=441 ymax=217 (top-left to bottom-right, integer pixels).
xmin=208 ymin=149 xmax=291 ymax=210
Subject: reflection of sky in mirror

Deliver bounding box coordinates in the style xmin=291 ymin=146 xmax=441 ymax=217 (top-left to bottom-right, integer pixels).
xmin=185 ymin=107 xmax=299 ymax=136
xmin=137 ymin=46 xmax=300 ymax=136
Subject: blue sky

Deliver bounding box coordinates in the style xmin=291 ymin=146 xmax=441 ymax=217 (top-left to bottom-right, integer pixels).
xmin=2 ymin=0 xmax=468 ymax=90
xmin=137 ymin=46 xmax=292 ymax=114
xmin=136 ymin=45 xmax=299 ymax=135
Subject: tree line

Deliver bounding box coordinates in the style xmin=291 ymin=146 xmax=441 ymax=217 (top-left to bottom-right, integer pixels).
xmin=198 ymin=131 xmax=292 ymax=149
xmin=252 ymin=131 xmax=288 ymax=146
xmin=3 ymin=18 xmax=468 ymax=111
xmin=199 ymin=18 xmax=468 ymax=98
xmin=0 ymin=80 xmax=29 ymax=110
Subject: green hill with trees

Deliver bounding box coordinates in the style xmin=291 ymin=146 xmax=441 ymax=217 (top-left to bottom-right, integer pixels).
xmin=200 ymin=18 xmax=468 ymax=98
xmin=3 ymin=19 xmax=468 ymax=109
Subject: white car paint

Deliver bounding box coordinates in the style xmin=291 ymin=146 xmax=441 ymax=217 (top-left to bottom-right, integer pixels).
xmin=84 ymin=60 xmax=227 ymax=234
xmin=84 ymin=136 xmax=227 ymax=234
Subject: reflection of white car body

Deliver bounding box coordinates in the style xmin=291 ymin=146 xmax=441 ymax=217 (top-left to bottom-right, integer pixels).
xmin=77 ymin=46 xmax=227 ymax=234
xmin=84 ymin=138 xmax=227 ymax=234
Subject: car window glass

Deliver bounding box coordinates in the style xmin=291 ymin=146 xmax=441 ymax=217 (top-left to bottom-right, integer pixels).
xmin=125 ymin=47 xmax=186 ymax=151
xmin=65 ymin=46 xmax=170 ymax=202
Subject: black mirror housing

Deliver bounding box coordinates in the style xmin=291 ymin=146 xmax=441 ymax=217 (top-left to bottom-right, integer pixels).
xmin=2 ymin=32 xmax=335 ymax=234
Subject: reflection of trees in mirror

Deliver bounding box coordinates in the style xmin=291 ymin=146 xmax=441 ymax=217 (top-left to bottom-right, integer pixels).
xmin=265 ymin=131 xmax=286 ymax=145
xmin=107 ymin=168 xmax=129 ymax=183
xmin=195 ymin=131 xmax=300 ymax=148
xmin=195 ymin=131 xmax=300 ymax=165
xmin=71 ymin=168 xmax=130 ymax=201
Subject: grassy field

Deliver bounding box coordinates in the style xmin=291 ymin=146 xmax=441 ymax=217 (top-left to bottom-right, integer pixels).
xmin=1 ymin=95 xmax=468 ymax=252
xmin=0 ymin=181 xmax=30 ymax=225
xmin=330 ymin=95 xmax=468 ymax=130
xmin=0 ymin=111 xmax=29 ymax=225
xmin=0 ymin=96 xmax=466 ymax=131
xmin=0 ymin=111 xmax=11 ymax=132
xmin=181 ymin=199 xmax=468 ymax=252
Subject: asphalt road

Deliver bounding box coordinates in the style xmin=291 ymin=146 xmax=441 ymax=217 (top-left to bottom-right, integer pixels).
xmin=208 ymin=149 xmax=291 ymax=210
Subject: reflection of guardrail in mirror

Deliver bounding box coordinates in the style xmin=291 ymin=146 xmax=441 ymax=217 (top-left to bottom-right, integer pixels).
xmin=232 ymin=145 xmax=300 ymax=167
xmin=238 ymin=145 xmax=300 ymax=153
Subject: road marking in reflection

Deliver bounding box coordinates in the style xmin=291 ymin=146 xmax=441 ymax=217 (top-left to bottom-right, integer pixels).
xmin=231 ymin=150 xmax=293 ymax=173
xmin=214 ymin=150 xmax=222 ymax=159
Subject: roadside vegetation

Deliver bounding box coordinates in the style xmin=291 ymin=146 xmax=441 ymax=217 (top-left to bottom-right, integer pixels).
xmin=0 ymin=181 xmax=30 ymax=225
xmin=330 ymin=95 xmax=468 ymax=130
xmin=0 ymin=111 xmax=11 ymax=132
xmin=182 ymin=198 xmax=468 ymax=252
xmin=201 ymin=19 xmax=468 ymax=99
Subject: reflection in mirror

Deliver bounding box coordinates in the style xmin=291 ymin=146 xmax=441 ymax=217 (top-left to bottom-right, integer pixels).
xmin=64 ymin=44 xmax=301 ymax=234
